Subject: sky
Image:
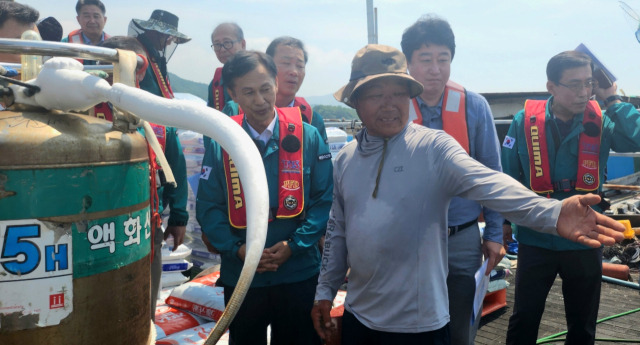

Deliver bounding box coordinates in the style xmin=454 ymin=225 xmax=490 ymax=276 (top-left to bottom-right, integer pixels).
xmin=23 ymin=0 xmax=640 ymax=99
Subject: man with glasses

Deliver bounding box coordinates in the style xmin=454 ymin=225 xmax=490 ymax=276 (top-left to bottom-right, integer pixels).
xmin=502 ymin=50 xmax=640 ymax=345
xmin=400 ymin=16 xmax=503 ymax=345
xmin=200 ymin=23 xmax=246 ymax=254
xmin=209 ymin=22 xmax=246 ymax=112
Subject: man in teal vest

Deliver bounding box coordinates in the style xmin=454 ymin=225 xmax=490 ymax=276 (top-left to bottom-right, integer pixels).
xmin=208 ymin=22 xmax=246 ymax=112
xmin=502 ymin=50 xmax=640 ymax=345
xmin=196 ymin=50 xmax=332 ymax=345
xmin=202 ymin=22 xmax=247 ymax=153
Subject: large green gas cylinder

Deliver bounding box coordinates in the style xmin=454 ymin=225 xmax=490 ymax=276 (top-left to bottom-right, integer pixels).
xmin=0 ymin=105 xmax=154 ymax=344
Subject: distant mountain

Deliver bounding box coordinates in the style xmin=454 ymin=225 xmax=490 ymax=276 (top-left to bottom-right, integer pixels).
xmin=165 ymin=74 xmax=352 ymax=115
xmin=305 ymin=93 xmax=343 ymax=107
xmin=168 ymin=72 xmax=208 ymax=102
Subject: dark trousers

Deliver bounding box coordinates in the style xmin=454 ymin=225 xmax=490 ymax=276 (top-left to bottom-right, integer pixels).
xmin=341 ymin=310 xmax=450 ymax=345
xmin=223 ymin=274 xmax=321 ymax=345
xmin=506 ymin=243 xmax=602 ymax=345
xmin=447 ymin=223 xmax=482 ymax=345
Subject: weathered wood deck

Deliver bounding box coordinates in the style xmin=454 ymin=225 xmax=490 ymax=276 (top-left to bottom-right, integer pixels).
xmin=476 ymin=262 xmax=640 ymax=345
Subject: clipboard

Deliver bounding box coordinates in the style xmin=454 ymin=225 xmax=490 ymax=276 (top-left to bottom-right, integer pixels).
xmin=575 ymin=43 xmax=616 ymax=89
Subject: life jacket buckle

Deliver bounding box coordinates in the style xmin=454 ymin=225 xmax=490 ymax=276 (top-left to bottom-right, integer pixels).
xmin=554 ymin=179 xmax=574 ymax=193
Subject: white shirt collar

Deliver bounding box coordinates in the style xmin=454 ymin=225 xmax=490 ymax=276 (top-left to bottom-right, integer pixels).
xmin=246 ymin=108 xmax=278 ymax=144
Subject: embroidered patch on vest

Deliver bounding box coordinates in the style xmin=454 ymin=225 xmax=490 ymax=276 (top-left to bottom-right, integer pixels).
xmin=318 ymin=153 xmax=332 ymax=161
xmin=583 ymin=173 xmax=596 ymax=185
xmin=282 ymin=180 xmax=301 ymax=191
xmin=200 ymin=166 xmax=212 ymax=180
xmin=283 ymin=195 xmax=299 ymax=210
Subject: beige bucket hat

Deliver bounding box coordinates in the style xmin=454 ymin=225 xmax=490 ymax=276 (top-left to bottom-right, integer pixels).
xmin=335 ymin=44 xmax=423 ymax=108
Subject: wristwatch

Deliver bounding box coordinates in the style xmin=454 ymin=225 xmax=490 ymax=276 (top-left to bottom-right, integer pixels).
xmin=604 ymin=94 xmax=622 ymax=107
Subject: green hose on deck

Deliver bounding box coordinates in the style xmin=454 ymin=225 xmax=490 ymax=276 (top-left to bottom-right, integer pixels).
xmin=536 ymin=307 xmax=640 ymax=344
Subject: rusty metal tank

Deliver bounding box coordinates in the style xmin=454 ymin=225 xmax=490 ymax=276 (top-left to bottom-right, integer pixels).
xmin=0 ymin=104 xmax=154 ymax=344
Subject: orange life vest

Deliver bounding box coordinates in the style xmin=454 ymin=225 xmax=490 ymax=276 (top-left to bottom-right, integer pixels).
xmin=223 ymin=107 xmax=305 ymax=228
xmin=210 ymin=67 xmax=225 ymax=111
xmin=67 ymin=29 xmax=110 ymax=64
xmin=409 ymin=80 xmax=469 ymax=153
xmin=524 ymin=99 xmax=602 ymax=194
xmin=293 ymin=97 xmax=313 ymax=124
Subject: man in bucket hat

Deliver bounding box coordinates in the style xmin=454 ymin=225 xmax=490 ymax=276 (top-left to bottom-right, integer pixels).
xmin=311 ymin=44 xmax=626 ymax=345
xmin=129 ymin=10 xmax=190 ymax=320
xmin=129 ymin=9 xmax=190 ymax=97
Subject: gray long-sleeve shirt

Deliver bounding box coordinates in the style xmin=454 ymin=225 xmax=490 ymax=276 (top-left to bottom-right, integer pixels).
xmin=414 ymin=90 xmax=504 ymax=243
xmin=316 ymin=123 xmax=562 ymax=333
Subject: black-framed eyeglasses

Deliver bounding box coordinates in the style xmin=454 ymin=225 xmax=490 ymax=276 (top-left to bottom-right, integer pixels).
xmin=556 ymin=79 xmax=599 ymax=93
xmin=211 ymin=40 xmax=240 ymax=51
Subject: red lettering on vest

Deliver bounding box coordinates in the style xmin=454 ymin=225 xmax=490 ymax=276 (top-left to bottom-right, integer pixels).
xmin=223 ymin=107 xmax=305 ymax=228
xmin=411 ymin=80 xmax=469 ymax=153
xmin=524 ymin=100 xmax=602 ymax=194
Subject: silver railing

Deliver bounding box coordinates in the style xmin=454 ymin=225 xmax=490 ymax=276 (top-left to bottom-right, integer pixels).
xmin=0 ymin=38 xmax=143 ymax=68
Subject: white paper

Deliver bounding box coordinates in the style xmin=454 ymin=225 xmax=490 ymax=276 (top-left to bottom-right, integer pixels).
xmin=471 ymin=259 xmax=490 ymax=325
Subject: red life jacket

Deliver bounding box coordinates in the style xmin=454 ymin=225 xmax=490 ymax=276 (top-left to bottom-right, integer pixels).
xmin=293 ymin=97 xmax=313 ymax=124
xmin=223 ymin=107 xmax=305 ymax=229
xmin=524 ymin=99 xmax=602 ymax=194
xmin=140 ymin=44 xmax=171 ymax=169
xmin=210 ymin=67 xmax=225 ymax=111
xmin=67 ymin=29 xmax=111 ymax=64
xmin=409 ymin=80 xmax=470 ymax=153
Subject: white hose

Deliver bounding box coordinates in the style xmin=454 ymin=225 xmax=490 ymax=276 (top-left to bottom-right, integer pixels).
xmin=106 ymin=84 xmax=268 ymax=344
xmin=25 ymin=60 xmax=269 ymax=344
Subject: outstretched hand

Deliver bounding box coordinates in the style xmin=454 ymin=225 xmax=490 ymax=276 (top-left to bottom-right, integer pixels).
xmin=556 ymin=194 xmax=624 ymax=247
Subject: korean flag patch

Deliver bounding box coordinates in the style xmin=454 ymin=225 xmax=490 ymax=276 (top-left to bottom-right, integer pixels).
xmin=200 ymin=166 xmax=212 ymax=180
xmin=502 ymin=135 xmax=515 ymax=149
